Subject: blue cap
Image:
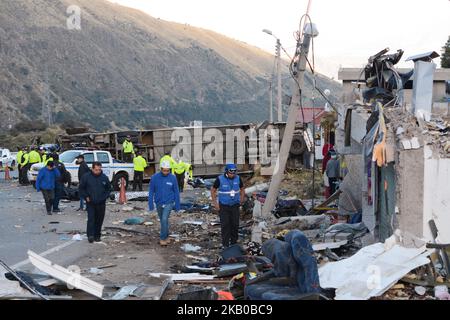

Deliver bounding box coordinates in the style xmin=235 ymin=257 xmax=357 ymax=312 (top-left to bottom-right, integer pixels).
xmin=225 ymin=163 xmax=237 ymax=172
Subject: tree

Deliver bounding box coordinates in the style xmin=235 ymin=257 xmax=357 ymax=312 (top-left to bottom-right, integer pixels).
xmin=442 ymin=36 xmax=450 ymax=68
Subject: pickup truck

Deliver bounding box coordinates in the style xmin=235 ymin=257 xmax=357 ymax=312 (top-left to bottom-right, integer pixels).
xmin=28 ymin=150 xmax=134 ymax=191
xmin=0 ymin=148 xmax=16 ymax=168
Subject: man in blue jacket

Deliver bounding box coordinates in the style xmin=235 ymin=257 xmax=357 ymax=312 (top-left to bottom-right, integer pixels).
xmin=211 ymin=163 xmax=245 ymax=248
xmin=79 ymin=162 xmax=112 ymax=243
xmin=148 ymin=160 xmax=180 ymax=246
xmin=36 ymin=161 xmax=60 ymax=215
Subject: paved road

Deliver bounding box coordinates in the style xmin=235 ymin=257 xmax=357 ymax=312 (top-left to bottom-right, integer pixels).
xmin=0 ymin=171 xmax=92 ymax=271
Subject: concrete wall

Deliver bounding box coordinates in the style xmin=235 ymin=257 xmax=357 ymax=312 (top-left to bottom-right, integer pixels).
xmin=396 ymin=149 xmax=424 ymax=238
xmin=423 ymin=146 xmax=450 ymax=243
xmin=339 ymin=154 xmax=363 ymax=215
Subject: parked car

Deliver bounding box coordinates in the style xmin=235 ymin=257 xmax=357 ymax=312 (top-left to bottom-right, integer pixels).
xmin=28 ymin=150 xmax=134 ymax=190
xmin=0 ymin=148 xmax=16 ymax=167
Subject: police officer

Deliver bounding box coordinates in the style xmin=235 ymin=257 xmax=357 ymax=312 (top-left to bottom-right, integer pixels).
xmin=172 ymin=159 xmax=193 ymax=192
xmin=132 ymin=151 xmax=148 ymax=191
xmin=28 ymin=146 xmax=41 ymax=165
xmin=122 ymin=135 xmax=135 ymax=163
xmin=16 ymin=147 xmax=24 ymax=184
xmin=19 ymin=148 xmax=30 ymax=185
xmin=211 ymin=163 xmax=245 ymax=248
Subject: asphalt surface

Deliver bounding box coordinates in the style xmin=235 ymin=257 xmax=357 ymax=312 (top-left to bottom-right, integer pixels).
xmin=0 ymin=170 xmax=92 ymax=272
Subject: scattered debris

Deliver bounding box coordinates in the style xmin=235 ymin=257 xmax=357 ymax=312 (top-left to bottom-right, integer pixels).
xmin=124 ymin=217 xmax=145 ymax=225
xmin=180 ymin=244 xmax=202 ymax=253
xmin=319 ymin=231 xmax=431 ymax=300
xmin=28 ymin=251 xmax=104 ymax=298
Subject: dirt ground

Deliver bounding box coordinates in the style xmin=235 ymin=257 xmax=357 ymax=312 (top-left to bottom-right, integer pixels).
xmin=56 ymin=188 xmax=250 ymax=299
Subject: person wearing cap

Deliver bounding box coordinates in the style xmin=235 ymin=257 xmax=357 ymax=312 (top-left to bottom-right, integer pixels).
xmin=36 ymin=160 xmax=60 ymax=215
xmin=76 ymin=154 xmax=90 ymax=211
xmin=211 ymin=163 xmax=245 ymax=248
xmin=159 ymin=151 xmax=176 ymax=173
xmin=133 ymin=151 xmax=148 ymax=191
xmin=122 ymin=136 xmax=135 ymax=163
xmin=148 ymin=160 xmax=180 ymax=246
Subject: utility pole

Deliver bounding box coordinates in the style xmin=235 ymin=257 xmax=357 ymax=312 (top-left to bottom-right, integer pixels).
xmin=276 ymin=39 xmax=282 ymax=122
xmin=269 ymin=80 xmax=273 ymax=123
xmin=261 ymin=22 xmax=319 ymax=218
xmin=263 ymin=29 xmax=283 ymax=122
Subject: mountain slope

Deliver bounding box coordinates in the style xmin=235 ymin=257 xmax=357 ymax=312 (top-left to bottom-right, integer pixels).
xmin=0 ymin=0 xmax=341 ymax=131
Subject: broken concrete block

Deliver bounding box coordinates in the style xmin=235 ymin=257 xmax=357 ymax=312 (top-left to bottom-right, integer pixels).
xmin=410 ymin=137 xmax=420 ymax=149
xmin=401 ymin=139 xmax=412 ymax=150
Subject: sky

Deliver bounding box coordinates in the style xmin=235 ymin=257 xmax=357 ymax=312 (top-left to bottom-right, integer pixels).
xmin=108 ymin=0 xmax=450 ymax=79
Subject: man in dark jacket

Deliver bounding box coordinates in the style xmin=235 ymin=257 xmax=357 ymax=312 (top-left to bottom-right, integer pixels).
xmin=51 ymin=153 xmax=68 ymax=213
xmin=78 ymin=161 xmax=111 ymax=243
xmin=36 ymin=161 xmax=60 ymax=215
xmin=76 ymin=154 xmax=90 ymax=211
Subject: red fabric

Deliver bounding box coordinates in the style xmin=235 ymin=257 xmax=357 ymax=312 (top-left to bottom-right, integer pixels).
xmin=321 ymin=144 xmax=334 ymax=173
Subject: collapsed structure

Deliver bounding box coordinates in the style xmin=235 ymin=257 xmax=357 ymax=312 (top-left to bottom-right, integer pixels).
xmin=336 ymin=49 xmax=450 ymax=243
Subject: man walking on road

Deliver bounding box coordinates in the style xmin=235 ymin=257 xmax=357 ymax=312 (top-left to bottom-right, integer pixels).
xmin=79 ymin=162 xmax=112 ymax=243
xmin=133 ymin=151 xmax=147 ymax=191
xmin=36 ymin=161 xmax=60 ymax=215
xmin=148 ymin=161 xmax=180 ymax=246
xmin=76 ymin=154 xmax=90 ymax=211
xmin=51 ymin=154 xmax=68 ymax=213
xmin=211 ymin=163 xmax=245 ymax=248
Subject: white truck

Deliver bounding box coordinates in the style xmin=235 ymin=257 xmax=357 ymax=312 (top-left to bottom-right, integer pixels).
xmin=28 ymin=150 xmax=134 ymax=191
xmin=0 ymin=148 xmax=16 ymax=168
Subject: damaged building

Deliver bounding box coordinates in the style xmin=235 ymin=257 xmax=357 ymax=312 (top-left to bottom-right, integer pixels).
xmin=335 ymin=49 xmax=450 ymax=243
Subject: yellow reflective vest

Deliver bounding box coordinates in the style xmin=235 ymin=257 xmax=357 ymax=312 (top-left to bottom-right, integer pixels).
xmin=28 ymin=150 xmax=41 ymax=164
xmin=44 ymin=157 xmax=54 ymax=166
xmin=133 ymin=156 xmax=147 ymax=172
xmin=173 ymin=161 xmax=193 ymax=179
xmin=21 ymin=153 xmax=29 ymax=166
xmin=16 ymin=150 xmax=24 ymax=166
xmin=123 ymin=140 xmax=134 ymax=154
xmin=160 ymin=155 xmax=176 ymax=172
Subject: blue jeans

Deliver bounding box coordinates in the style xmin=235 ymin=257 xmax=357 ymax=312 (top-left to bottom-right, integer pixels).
xmin=156 ymin=202 xmax=174 ymax=240
xmin=79 ymin=197 xmax=85 ymax=210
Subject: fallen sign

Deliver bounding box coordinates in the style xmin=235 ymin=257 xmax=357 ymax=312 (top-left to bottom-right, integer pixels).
xmin=27 ymin=250 xmax=104 ymax=299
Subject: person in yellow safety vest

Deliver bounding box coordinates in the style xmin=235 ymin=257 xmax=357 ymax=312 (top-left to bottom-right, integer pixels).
xmin=132 ymin=151 xmax=148 ymax=191
xmin=28 ymin=147 xmax=42 ymax=165
xmin=19 ymin=150 xmax=30 ymax=185
xmin=173 ymin=160 xmax=193 ymax=192
xmin=16 ymin=147 xmax=24 ymax=184
xmin=44 ymin=155 xmax=54 ymax=166
xmin=159 ymin=152 xmax=176 ymax=173
xmin=122 ymin=135 xmax=135 ymax=163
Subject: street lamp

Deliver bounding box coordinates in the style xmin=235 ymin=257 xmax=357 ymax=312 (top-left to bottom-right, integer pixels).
xmin=263 ymin=29 xmax=282 ymax=122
